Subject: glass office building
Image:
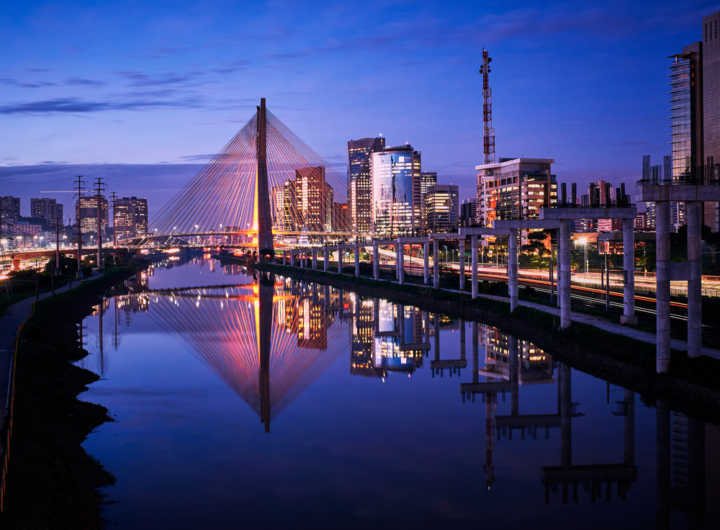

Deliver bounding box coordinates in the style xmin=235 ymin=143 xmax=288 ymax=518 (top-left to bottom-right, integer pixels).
xmin=370 ymin=145 xmax=420 ymax=236
xmin=347 ymin=137 xmax=385 ymax=233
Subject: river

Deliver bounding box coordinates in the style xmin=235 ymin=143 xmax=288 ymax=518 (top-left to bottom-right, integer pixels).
xmin=76 ymin=254 xmax=719 ymax=529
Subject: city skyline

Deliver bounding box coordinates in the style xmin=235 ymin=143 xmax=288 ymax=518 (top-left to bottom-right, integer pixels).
xmin=2 ymin=0 xmax=719 ymax=217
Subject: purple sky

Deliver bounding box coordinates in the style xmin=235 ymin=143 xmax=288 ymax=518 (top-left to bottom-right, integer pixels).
xmin=1 ymin=0 xmax=719 ymax=219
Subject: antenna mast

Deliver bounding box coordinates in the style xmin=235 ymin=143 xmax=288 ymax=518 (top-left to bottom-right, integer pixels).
xmin=479 ymin=49 xmax=495 ymax=164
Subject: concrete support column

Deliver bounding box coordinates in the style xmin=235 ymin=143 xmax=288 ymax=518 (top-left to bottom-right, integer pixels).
xmin=354 ymin=241 xmax=360 ymax=278
xmin=373 ymin=243 xmax=379 ymax=280
xmin=558 ymin=221 xmax=571 ymax=329
xmin=323 ymin=247 xmax=329 ymax=272
xmin=433 ymin=239 xmax=440 ymax=287
xmin=337 ymin=246 xmax=342 ymax=274
xmin=508 ymin=229 xmax=518 ymax=312
xmin=397 ymin=241 xmax=404 ymax=284
xmin=471 ymin=235 xmax=478 ymax=299
xmin=423 ymin=241 xmax=429 ymax=284
xmin=312 ymin=248 xmax=318 ymax=270
xmin=655 ymin=201 xmax=671 ymax=373
xmin=282 ymin=251 xmax=287 ymax=265
xmin=290 ymin=251 xmax=296 ymax=267
xmin=687 ymin=201 xmax=702 ymax=358
xmin=459 ymin=238 xmax=465 ymax=291
xmin=621 ymin=218 xmax=637 ymax=325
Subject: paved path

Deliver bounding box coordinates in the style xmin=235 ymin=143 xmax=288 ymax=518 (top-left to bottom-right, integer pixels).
xmin=0 ymin=275 xmax=96 ymax=442
xmin=440 ymin=286 xmax=720 ymax=359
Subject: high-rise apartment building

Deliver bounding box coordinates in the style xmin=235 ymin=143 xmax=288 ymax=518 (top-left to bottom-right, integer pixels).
xmin=272 ymin=181 xmax=299 ymax=231
xmin=424 ymin=185 xmax=459 ymax=233
xmin=76 ymin=195 xmax=109 ymax=235
xmin=333 ymin=202 xmax=351 ymax=231
xmin=295 ymin=166 xmax=332 ymax=231
xmin=370 ymin=145 xmax=421 ymax=235
xmin=0 ymin=196 xmax=21 ymax=235
xmin=347 ymin=137 xmax=385 ymax=233
xmin=272 ymin=168 xmax=333 ymax=232
xmin=420 ymin=171 xmax=437 ymax=231
xmin=113 ymin=197 xmax=148 ymax=240
xmin=460 ymin=198 xmax=478 ymax=227
xmin=30 ymin=198 xmax=63 ymax=229
xmin=475 ymin=158 xmax=556 ymax=227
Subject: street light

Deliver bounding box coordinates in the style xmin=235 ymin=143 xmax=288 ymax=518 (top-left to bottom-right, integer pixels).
xmin=575 ymin=237 xmax=589 ymax=275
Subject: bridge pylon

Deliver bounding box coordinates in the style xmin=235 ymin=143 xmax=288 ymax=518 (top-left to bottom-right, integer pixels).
xmin=256 ymin=98 xmax=274 ymax=259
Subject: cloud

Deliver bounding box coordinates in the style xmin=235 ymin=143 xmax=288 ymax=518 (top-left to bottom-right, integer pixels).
xmin=116 ymin=70 xmax=202 ymax=87
xmin=0 ymin=96 xmax=202 ymax=115
xmin=180 ymin=153 xmax=227 ymax=161
xmin=212 ymin=60 xmax=250 ymax=74
xmin=65 ymin=77 xmax=106 ymax=86
xmin=0 ymin=77 xmax=57 ymax=88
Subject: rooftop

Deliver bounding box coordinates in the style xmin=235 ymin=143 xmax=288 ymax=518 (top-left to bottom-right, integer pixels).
xmin=475 ymin=157 xmax=555 ymax=171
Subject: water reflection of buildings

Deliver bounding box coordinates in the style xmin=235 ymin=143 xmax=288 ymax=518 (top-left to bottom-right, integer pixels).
xmin=656 ymin=402 xmax=720 ymax=529
xmin=350 ymin=297 xmax=428 ymax=379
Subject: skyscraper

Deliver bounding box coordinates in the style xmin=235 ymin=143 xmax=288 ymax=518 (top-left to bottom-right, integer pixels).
xmin=670 ymin=43 xmax=703 ymax=183
xmin=420 ymin=171 xmax=437 ymax=231
xmin=703 ymin=11 xmax=720 ymax=179
xmin=0 ymin=196 xmax=20 ymax=235
xmin=424 ymin=185 xmax=459 ymax=233
xmin=703 ymin=10 xmax=720 ymax=230
xmin=76 ymin=195 xmax=108 ymax=235
xmin=332 ymin=202 xmax=351 ymax=232
xmin=113 ymin=197 xmax=148 ymax=240
xmin=370 ymin=145 xmax=421 ymax=236
xmin=642 ymin=155 xmax=651 ymax=181
xmin=460 ymin=198 xmax=477 ymax=227
xmin=475 ymin=158 xmax=556 ymax=227
xmin=295 ymin=166 xmax=332 ymax=231
xmin=347 ymin=137 xmax=385 ymax=233
xmin=30 ymin=198 xmax=63 ymax=229
xmin=670 ymin=11 xmax=720 ymax=231
xmin=272 ymin=181 xmax=299 ymax=231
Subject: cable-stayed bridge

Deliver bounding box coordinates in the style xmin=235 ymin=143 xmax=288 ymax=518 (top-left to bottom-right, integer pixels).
xmin=143 ymin=98 xmax=354 ymax=250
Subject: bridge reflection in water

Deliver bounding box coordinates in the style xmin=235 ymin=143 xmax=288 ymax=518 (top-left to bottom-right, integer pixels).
xmin=88 ymin=260 xmax=718 ymax=526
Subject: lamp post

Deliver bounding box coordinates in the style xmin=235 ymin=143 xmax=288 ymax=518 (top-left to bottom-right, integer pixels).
xmin=575 ymin=237 xmax=589 ymax=277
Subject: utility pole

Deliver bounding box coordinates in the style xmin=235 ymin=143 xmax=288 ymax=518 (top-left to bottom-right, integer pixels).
xmin=55 ymin=211 xmax=61 ymax=276
xmin=111 ymin=191 xmax=118 ymax=248
xmin=74 ymin=175 xmax=85 ymax=279
xmin=94 ymin=177 xmax=105 ymax=270
xmin=479 ymin=48 xmax=495 ymax=164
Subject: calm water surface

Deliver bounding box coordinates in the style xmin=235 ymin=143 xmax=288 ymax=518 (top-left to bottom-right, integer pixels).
xmin=78 ymin=255 xmax=719 ymax=529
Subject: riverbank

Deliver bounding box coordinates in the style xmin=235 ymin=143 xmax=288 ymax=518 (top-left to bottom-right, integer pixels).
xmin=0 ymin=264 xmax=145 ymax=528
xmin=258 ymin=262 xmax=720 ymax=421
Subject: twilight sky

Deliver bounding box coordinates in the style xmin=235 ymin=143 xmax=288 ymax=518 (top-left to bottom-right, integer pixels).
xmin=1 ymin=0 xmax=719 ymax=218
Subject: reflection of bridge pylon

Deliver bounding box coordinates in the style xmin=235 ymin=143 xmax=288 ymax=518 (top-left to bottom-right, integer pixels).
xmin=137 ymin=274 xmax=339 ymax=431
